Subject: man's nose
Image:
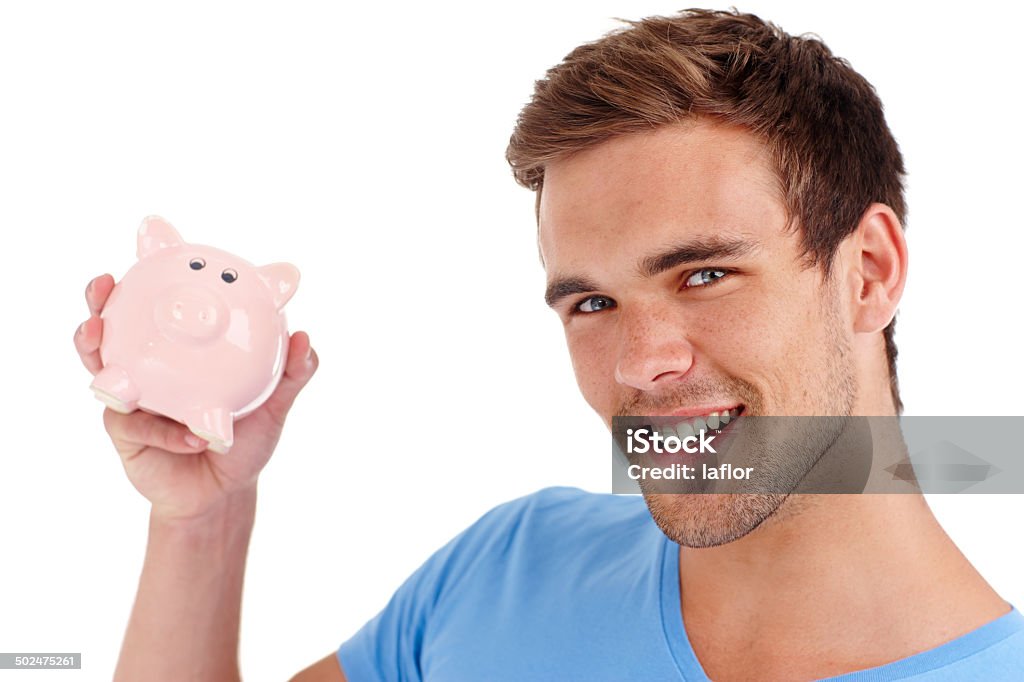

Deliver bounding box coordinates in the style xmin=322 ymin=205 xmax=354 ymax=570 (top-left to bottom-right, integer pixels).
xmin=613 ymin=306 xmax=696 ymax=391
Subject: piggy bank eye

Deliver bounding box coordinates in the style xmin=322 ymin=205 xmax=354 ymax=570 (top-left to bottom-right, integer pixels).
xmin=189 ymin=258 xmax=206 ymax=270
xmin=221 ymin=269 xmax=238 ymax=284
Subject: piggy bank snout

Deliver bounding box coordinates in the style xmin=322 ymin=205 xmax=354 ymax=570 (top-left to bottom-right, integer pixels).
xmin=154 ymin=286 xmax=229 ymax=341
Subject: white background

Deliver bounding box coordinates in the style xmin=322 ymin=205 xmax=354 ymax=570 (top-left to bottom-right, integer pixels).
xmin=1 ymin=1 xmax=1022 ymax=680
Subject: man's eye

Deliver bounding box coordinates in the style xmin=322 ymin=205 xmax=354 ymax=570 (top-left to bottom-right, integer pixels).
xmin=576 ymin=295 xmax=616 ymax=314
xmin=684 ymin=268 xmax=730 ymax=288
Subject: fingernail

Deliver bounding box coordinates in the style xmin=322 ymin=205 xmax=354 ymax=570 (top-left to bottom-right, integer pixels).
xmin=87 ymin=279 xmax=95 ymax=296
xmin=185 ymin=434 xmax=205 ymax=448
xmin=305 ymin=346 xmax=314 ymax=363
xmin=77 ymin=321 xmax=87 ymax=337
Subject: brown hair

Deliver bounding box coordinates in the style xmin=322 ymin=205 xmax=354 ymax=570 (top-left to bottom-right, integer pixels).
xmin=506 ymin=8 xmax=907 ymax=413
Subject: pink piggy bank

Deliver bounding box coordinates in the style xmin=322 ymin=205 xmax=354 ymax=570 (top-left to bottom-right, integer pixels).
xmin=90 ymin=216 xmax=300 ymax=454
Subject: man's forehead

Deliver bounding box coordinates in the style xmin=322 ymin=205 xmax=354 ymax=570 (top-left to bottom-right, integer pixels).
xmin=537 ymin=122 xmax=786 ymax=270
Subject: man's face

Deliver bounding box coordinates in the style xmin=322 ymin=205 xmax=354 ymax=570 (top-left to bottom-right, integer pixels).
xmin=538 ymin=121 xmax=859 ymax=546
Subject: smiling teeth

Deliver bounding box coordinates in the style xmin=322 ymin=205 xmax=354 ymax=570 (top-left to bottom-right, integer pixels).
xmin=658 ymin=408 xmax=741 ymax=438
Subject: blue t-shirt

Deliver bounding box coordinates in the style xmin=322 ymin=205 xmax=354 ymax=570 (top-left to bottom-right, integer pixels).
xmin=337 ymin=487 xmax=1024 ymax=680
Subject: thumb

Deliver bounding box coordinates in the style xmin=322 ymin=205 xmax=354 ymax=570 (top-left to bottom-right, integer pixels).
xmin=260 ymin=331 xmax=318 ymax=429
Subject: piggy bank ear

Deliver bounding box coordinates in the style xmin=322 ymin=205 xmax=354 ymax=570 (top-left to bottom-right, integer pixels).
xmin=256 ymin=262 xmax=300 ymax=310
xmin=137 ymin=216 xmax=185 ymax=259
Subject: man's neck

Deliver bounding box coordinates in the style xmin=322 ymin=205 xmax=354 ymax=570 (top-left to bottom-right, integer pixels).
xmin=677 ymin=492 xmax=1008 ymax=680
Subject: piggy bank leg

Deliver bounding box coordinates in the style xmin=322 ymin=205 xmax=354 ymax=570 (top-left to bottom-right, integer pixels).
xmin=183 ymin=407 xmax=234 ymax=455
xmin=90 ymin=365 xmax=140 ymax=414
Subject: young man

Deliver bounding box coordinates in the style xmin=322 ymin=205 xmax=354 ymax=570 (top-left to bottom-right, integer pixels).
xmin=75 ymin=8 xmax=1023 ymax=681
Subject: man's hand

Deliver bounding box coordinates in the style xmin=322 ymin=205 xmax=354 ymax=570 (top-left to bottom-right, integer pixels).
xmin=74 ymin=273 xmax=319 ymax=521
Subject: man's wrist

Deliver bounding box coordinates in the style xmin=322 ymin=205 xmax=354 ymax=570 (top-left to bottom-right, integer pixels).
xmin=150 ymin=485 xmax=259 ymax=544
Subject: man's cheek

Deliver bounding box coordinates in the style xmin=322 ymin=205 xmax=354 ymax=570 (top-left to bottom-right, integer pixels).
xmin=698 ymin=300 xmax=796 ymax=387
xmin=566 ymin=331 xmax=618 ymax=412
xmin=689 ymin=296 xmax=773 ymax=356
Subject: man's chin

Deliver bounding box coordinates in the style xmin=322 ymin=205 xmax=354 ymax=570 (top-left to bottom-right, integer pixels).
xmin=643 ymin=492 xmax=788 ymax=548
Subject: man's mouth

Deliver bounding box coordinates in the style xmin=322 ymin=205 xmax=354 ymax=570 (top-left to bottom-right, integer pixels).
xmin=654 ymin=406 xmax=744 ymax=440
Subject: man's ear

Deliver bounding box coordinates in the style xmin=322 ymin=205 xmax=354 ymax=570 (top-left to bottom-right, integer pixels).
xmin=849 ymin=203 xmax=908 ymax=334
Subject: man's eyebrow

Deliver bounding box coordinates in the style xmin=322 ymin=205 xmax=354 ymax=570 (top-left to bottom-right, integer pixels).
xmin=545 ymin=276 xmax=601 ymax=308
xmin=638 ymin=237 xmax=759 ymax=278
xmin=544 ymin=236 xmax=759 ymax=309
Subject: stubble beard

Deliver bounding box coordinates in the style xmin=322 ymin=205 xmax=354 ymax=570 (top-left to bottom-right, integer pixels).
xmin=641 ymin=292 xmax=858 ymax=548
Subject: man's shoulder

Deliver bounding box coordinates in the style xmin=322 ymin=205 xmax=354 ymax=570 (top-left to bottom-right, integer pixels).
xmin=423 ymin=487 xmax=664 ymax=614
xmin=336 ymin=488 xmax=671 ymax=680
xmin=372 ymin=487 xmax=665 ymax=628
xmin=474 ymin=486 xmax=653 ymax=540
xmin=435 ymin=487 xmax=659 ymax=576
xmin=911 ymin=611 xmax=1024 ymax=680
xmin=492 ymin=485 xmax=646 ymax=514
xmin=846 ymin=610 xmax=1024 ymax=681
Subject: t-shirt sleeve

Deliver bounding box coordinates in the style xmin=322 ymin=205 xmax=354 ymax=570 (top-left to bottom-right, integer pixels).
xmin=335 ymin=489 xmax=566 ymax=682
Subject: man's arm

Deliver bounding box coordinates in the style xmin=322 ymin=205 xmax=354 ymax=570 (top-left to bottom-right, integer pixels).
xmin=117 ymin=486 xmax=348 ymax=681
xmin=75 ymin=273 xmax=320 ymax=679
xmin=115 ymin=487 xmax=257 ymax=681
